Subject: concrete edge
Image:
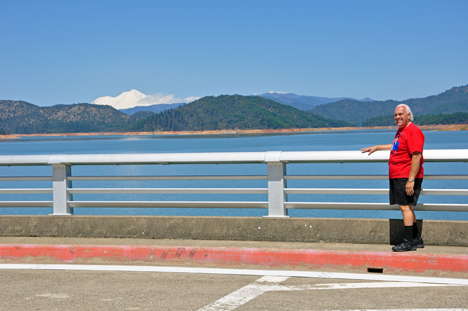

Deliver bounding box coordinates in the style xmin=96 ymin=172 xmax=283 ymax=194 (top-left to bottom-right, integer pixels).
xmin=1 ymin=216 xmax=467 ymax=246
xmin=1 ymin=243 xmax=468 ymax=273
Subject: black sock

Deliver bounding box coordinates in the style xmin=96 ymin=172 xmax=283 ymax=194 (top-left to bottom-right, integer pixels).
xmin=413 ymin=222 xmax=419 ymax=239
xmin=405 ymin=226 xmax=414 ymax=241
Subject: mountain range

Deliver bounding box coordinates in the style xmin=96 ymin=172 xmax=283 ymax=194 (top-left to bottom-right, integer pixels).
xmin=0 ymin=100 xmax=131 ymax=134
xmin=102 ymin=90 xmax=374 ymax=115
xmin=131 ymin=95 xmax=352 ymax=132
xmin=0 ymin=95 xmax=353 ymax=134
xmin=258 ymin=92 xmax=374 ymax=111
xmin=1 ymin=84 xmax=467 ymax=134
xmin=310 ymin=85 xmax=468 ymax=126
xmin=119 ymin=103 xmax=185 ymax=115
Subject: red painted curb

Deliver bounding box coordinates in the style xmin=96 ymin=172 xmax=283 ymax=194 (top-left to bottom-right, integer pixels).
xmin=1 ymin=244 xmax=467 ymax=273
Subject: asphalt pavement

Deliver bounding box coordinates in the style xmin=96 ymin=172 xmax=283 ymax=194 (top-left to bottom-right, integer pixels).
xmin=1 ymin=237 xmax=468 ymax=310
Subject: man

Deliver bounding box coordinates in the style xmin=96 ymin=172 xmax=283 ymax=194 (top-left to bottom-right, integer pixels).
xmin=361 ymin=104 xmax=425 ymax=252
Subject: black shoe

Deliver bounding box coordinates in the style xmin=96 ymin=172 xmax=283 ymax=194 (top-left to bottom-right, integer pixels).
xmin=413 ymin=237 xmax=425 ymax=248
xmin=392 ymin=239 xmax=417 ymax=252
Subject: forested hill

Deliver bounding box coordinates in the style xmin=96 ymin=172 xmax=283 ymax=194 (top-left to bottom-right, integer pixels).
xmin=311 ymin=85 xmax=468 ymax=126
xmin=0 ymin=97 xmax=353 ymax=134
xmin=131 ymin=95 xmax=354 ymax=132
xmin=0 ymin=100 xmax=130 ymax=134
xmin=363 ymin=112 xmax=468 ymax=127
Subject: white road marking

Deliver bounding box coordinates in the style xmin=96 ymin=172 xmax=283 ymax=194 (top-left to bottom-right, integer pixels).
xmin=197 ymin=277 xmax=461 ymax=311
xmin=0 ymin=264 xmax=467 ymax=285
xmin=197 ymin=276 xmax=289 ymax=311
xmin=271 ymin=281 xmax=461 ymax=291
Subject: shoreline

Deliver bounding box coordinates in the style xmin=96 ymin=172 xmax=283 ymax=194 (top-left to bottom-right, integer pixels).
xmin=1 ymin=124 xmax=467 ymax=140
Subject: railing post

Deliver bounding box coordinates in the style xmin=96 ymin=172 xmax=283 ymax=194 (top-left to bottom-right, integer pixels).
xmin=265 ymin=151 xmax=289 ymax=218
xmin=52 ymin=164 xmax=73 ymax=215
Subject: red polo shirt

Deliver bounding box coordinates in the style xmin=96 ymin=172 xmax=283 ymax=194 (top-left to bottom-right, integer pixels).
xmin=389 ymin=123 xmax=425 ymax=179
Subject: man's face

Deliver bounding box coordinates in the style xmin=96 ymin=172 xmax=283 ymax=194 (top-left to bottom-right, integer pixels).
xmin=394 ymin=106 xmax=411 ymax=128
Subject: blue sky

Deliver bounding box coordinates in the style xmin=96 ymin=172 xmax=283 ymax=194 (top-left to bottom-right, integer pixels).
xmin=1 ymin=0 xmax=467 ymax=106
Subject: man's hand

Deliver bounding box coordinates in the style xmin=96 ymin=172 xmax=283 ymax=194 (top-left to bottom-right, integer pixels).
xmin=361 ymin=144 xmax=392 ymax=155
xmin=405 ymin=180 xmax=415 ymax=196
xmin=361 ymin=146 xmax=378 ymax=155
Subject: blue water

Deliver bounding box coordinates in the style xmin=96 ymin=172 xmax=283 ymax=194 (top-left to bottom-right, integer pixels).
xmin=0 ymin=129 xmax=467 ymax=220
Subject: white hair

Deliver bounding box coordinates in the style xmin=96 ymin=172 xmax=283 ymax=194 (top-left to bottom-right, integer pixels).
xmin=396 ymin=104 xmax=414 ymax=121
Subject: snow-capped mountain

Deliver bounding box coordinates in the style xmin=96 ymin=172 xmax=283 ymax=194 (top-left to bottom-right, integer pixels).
xmin=92 ymin=89 xmax=198 ymax=110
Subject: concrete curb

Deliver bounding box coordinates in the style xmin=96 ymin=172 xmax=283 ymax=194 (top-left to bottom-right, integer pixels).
xmin=1 ymin=216 xmax=468 ymax=246
xmin=1 ymin=244 xmax=467 ymax=273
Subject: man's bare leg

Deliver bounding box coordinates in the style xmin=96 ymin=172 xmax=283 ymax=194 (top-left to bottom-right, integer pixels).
xmin=400 ymin=205 xmax=415 ymax=226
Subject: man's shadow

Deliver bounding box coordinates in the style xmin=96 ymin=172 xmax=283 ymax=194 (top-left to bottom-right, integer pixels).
xmin=389 ymin=219 xmax=423 ymax=245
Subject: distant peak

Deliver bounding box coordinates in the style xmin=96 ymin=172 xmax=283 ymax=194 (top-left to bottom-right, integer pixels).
xmin=126 ymin=89 xmax=145 ymax=95
xmin=268 ymin=91 xmax=289 ymax=94
xmin=91 ymin=90 xmax=198 ymax=110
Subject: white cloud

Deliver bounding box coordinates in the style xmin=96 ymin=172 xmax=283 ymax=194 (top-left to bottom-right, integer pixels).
xmin=268 ymin=91 xmax=288 ymax=94
xmin=183 ymin=96 xmax=199 ymax=103
xmin=139 ymin=93 xmax=200 ymax=106
xmin=138 ymin=93 xmax=178 ymax=106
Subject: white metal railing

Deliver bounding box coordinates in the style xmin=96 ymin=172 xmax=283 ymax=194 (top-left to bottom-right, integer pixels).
xmin=0 ymin=149 xmax=467 ymax=216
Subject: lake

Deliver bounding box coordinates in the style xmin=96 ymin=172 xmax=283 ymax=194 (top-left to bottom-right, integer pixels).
xmin=0 ymin=129 xmax=467 ymax=220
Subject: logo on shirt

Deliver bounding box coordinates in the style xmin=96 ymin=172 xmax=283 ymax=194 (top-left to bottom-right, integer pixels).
xmin=391 ymin=135 xmax=400 ymax=153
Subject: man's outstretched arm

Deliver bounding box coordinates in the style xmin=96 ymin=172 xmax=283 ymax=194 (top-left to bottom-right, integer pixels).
xmin=361 ymin=144 xmax=392 ymax=155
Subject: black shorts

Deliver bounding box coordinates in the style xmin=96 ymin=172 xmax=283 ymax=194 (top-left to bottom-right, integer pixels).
xmin=389 ymin=178 xmax=423 ymax=206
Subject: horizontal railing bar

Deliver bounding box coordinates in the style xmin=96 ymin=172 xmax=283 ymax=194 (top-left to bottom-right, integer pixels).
xmin=68 ymin=175 xmax=267 ymax=181
xmin=0 ymin=175 xmax=463 ymax=182
xmin=421 ymin=189 xmax=468 ymax=196
xmin=0 ymin=188 xmax=458 ymax=196
xmin=286 ymin=188 xmax=388 ymax=195
xmin=286 ymin=202 xmax=398 ymax=210
xmin=1 ymin=149 xmax=467 ymax=166
xmin=64 ymin=201 xmax=468 ymax=211
xmin=424 ymin=175 xmax=468 ymax=180
xmin=282 ymin=149 xmax=468 ymax=163
xmin=285 ymin=202 xmax=468 ymax=212
xmin=286 ymin=175 xmax=387 ymax=180
xmin=286 ymin=175 xmax=468 ymax=180
xmin=0 ymin=189 xmax=52 ymax=194
xmin=68 ymin=188 xmax=268 ymax=194
xmin=68 ymin=201 xmax=268 ymax=208
xmin=284 ymin=188 xmax=388 ymax=195
xmin=0 ymin=177 xmax=53 ymax=181
xmin=286 ymin=188 xmax=468 ymax=195
xmin=0 ymin=201 xmax=53 ymax=207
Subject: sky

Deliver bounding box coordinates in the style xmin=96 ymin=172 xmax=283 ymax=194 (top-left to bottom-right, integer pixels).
xmin=1 ymin=0 xmax=467 ymax=106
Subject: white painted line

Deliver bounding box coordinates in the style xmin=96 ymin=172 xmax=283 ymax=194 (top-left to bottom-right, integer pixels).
xmin=197 ymin=276 xmax=289 ymax=311
xmin=1 ymin=264 xmax=467 ymax=286
xmin=196 ymin=277 xmax=460 ymax=311
xmin=273 ymin=282 xmax=460 ymax=291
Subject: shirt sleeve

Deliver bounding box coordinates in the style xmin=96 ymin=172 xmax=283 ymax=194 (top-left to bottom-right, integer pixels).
xmin=407 ymin=128 xmax=425 ymax=155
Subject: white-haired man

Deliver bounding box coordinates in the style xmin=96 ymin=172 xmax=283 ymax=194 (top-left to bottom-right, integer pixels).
xmin=361 ymin=104 xmax=425 ymax=252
